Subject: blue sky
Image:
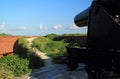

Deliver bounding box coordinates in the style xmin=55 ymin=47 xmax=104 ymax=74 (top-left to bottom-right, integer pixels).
xmin=0 ymin=0 xmax=92 ymax=36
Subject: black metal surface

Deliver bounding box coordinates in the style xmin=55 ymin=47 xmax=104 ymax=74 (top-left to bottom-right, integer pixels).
xmin=66 ymin=47 xmax=113 ymax=70
xmin=99 ymin=0 xmax=120 ymax=13
xmin=74 ymin=0 xmax=120 ymax=27
xmin=87 ymin=1 xmax=120 ymax=49
xmin=67 ymin=0 xmax=120 ymax=79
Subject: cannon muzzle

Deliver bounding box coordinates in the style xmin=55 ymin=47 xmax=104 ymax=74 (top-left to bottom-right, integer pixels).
xmin=74 ymin=7 xmax=90 ymax=27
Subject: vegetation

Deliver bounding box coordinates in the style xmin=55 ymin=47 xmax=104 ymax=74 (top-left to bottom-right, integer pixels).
xmin=0 ymin=33 xmax=86 ymax=78
xmin=32 ymin=33 xmax=86 ymax=63
xmin=45 ymin=33 xmax=58 ymax=40
xmin=0 ymin=37 xmax=45 ymax=78
xmin=44 ymin=41 xmax=68 ymax=57
xmin=18 ymin=37 xmax=29 ymax=48
xmin=18 ymin=37 xmax=45 ymax=69
xmin=0 ymin=33 xmax=12 ymax=36
xmin=32 ymin=36 xmax=51 ymax=52
xmin=0 ymin=63 xmax=14 ymax=79
xmin=32 ymin=36 xmax=68 ymax=59
xmin=0 ymin=55 xmax=30 ymax=77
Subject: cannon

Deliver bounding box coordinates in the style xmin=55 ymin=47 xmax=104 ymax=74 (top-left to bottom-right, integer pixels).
xmin=67 ymin=0 xmax=120 ymax=79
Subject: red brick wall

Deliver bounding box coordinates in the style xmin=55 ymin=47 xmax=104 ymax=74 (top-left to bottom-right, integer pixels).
xmin=0 ymin=36 xmax=20 ymax=57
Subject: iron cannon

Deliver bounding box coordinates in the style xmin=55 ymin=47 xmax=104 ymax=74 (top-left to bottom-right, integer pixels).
xmin=67 ymin=0 xmax=120 ymax=79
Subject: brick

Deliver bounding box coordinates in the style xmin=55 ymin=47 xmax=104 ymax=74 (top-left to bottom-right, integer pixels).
xmin=0 ymin=36 xmax=20 ymax=57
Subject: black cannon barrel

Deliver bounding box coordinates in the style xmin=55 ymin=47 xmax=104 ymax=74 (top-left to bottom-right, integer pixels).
xmin=74 ymin=7 xmax=90 ymax=27
xmin=74 ymin=0 xmax=120 ymax=27
xmin=68 ymin=0 xmax=120 ymax=77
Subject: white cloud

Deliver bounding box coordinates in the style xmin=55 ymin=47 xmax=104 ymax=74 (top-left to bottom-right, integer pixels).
xmin=39 ymin=24 xmax=44 ymax=30
xmin=69 ymin=23 xmax=81 ymax=30
xmin=53 ymin=24 xmax=63 ymax=30
xmin=0 ymin=21 xmax=8 ymax=33
xmin=39 ymin=24 xmax=47 ymax=30
xmin=17 ymin=26 xmax=30 ymax=30
xmin=0 ymin=21 xmax=6 ymax=30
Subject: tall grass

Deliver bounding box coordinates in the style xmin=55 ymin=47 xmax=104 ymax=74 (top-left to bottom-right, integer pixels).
xmin=0 ymin=37 xmax=45 ymax=78
xmin=0 ymin=55 xmax=31 ymax=77
xmin=0 ymin=63 xmax=14 ymax=79
xmin=18 ymin=37 xmax=45 ymax=68
xmin=32 ymin=36 xmax=68 ymax=58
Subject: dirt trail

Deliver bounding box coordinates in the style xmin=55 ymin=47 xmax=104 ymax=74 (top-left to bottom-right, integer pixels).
xmin=15 ymin=37 xmax=38 ymax=79
xmin=26 ymin=37 xmax=37 ymax=47
xmin=15 ymin=37 xmax=53 ymax=79
xmin=33 ymin=48 xmax=53 ymax=67
xmin=15 ymin=37 xmax=88 ymax=79
xmin=26 ymin=37 xmax=53 ymax=67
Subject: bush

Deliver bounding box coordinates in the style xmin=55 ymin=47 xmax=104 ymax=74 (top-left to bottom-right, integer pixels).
xmin=32 ymin=34 xmax=86 ymax=64
xmin=45 ymin=33 xmax=58 ymax=40
xmin=18 ymin=37 xmax=45 ymax=69
xmin=0 ymin=33 xmax=12 ymax=36
xmin=28 ymin=52 xmax=44 ymax=68
xmin=0 ymin=63 xmax=14 ymax=79
xmin=32 ymin=36 xmax=68 ymax=58
xmin=0 ymin=55 xmax=31 ymax=77
xmin=18 ymin=37 xmax=29 ymax=48
xmin=45 ymin=41 xmax=68 ymax=57
xmin=32 ymin=36 xmax=51 ymax=52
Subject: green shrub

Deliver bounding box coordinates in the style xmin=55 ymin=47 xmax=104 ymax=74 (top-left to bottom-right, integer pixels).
xmin=18 ymin=37 xmax=29 ymax=48
xmin=18 ymin=37 xmax=45 ymax=69
xmin=0 ymin=33 xmax=12 ymax=36
xmin=32 ymin=36 xmax=51 ymax=52
xmin=28 ymin=52 xmax=44 ymax=68
xmin=45 ymin=33 xmax=58 ymax=40
xmin=45 ymin=41 xmax=68 ymax=57
xmin=0 ymin=63 xmax=14 ymax=79
xmin=0 ymin=55 xmax=31 ymax=77
xmin=32 ymin=36 xmax=68 ymax=58
xmin=32 ymin=34 xmax=86 ymax=64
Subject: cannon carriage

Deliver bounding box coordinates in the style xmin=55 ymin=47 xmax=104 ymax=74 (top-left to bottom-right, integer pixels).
xmin=67 ymin=0 xmax=120 ymax=79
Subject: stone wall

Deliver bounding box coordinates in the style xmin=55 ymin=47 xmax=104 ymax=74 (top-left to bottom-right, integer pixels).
xmin=55 ymin=36 xmax=87 ymax=46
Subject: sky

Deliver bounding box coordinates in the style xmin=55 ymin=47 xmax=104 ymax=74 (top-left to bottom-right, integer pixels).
xmin=0 ymin=0 xmax=92 ymax=36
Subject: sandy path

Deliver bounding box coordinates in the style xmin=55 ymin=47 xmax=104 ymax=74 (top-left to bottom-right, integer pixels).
xmin=26 ymin=37 xmax=37 ymax=47
xmin=15 ymin=37 xmax=53 ymax=79
xmin=26 ymin=37 xmax=53 ymax=67
xmin=25 ymin=37 xmax=88 ymax=79
xmin=33 ymin=48 xmax=53 ymax=67
xmin=15 ymin=37 xmax=38 ymax=79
